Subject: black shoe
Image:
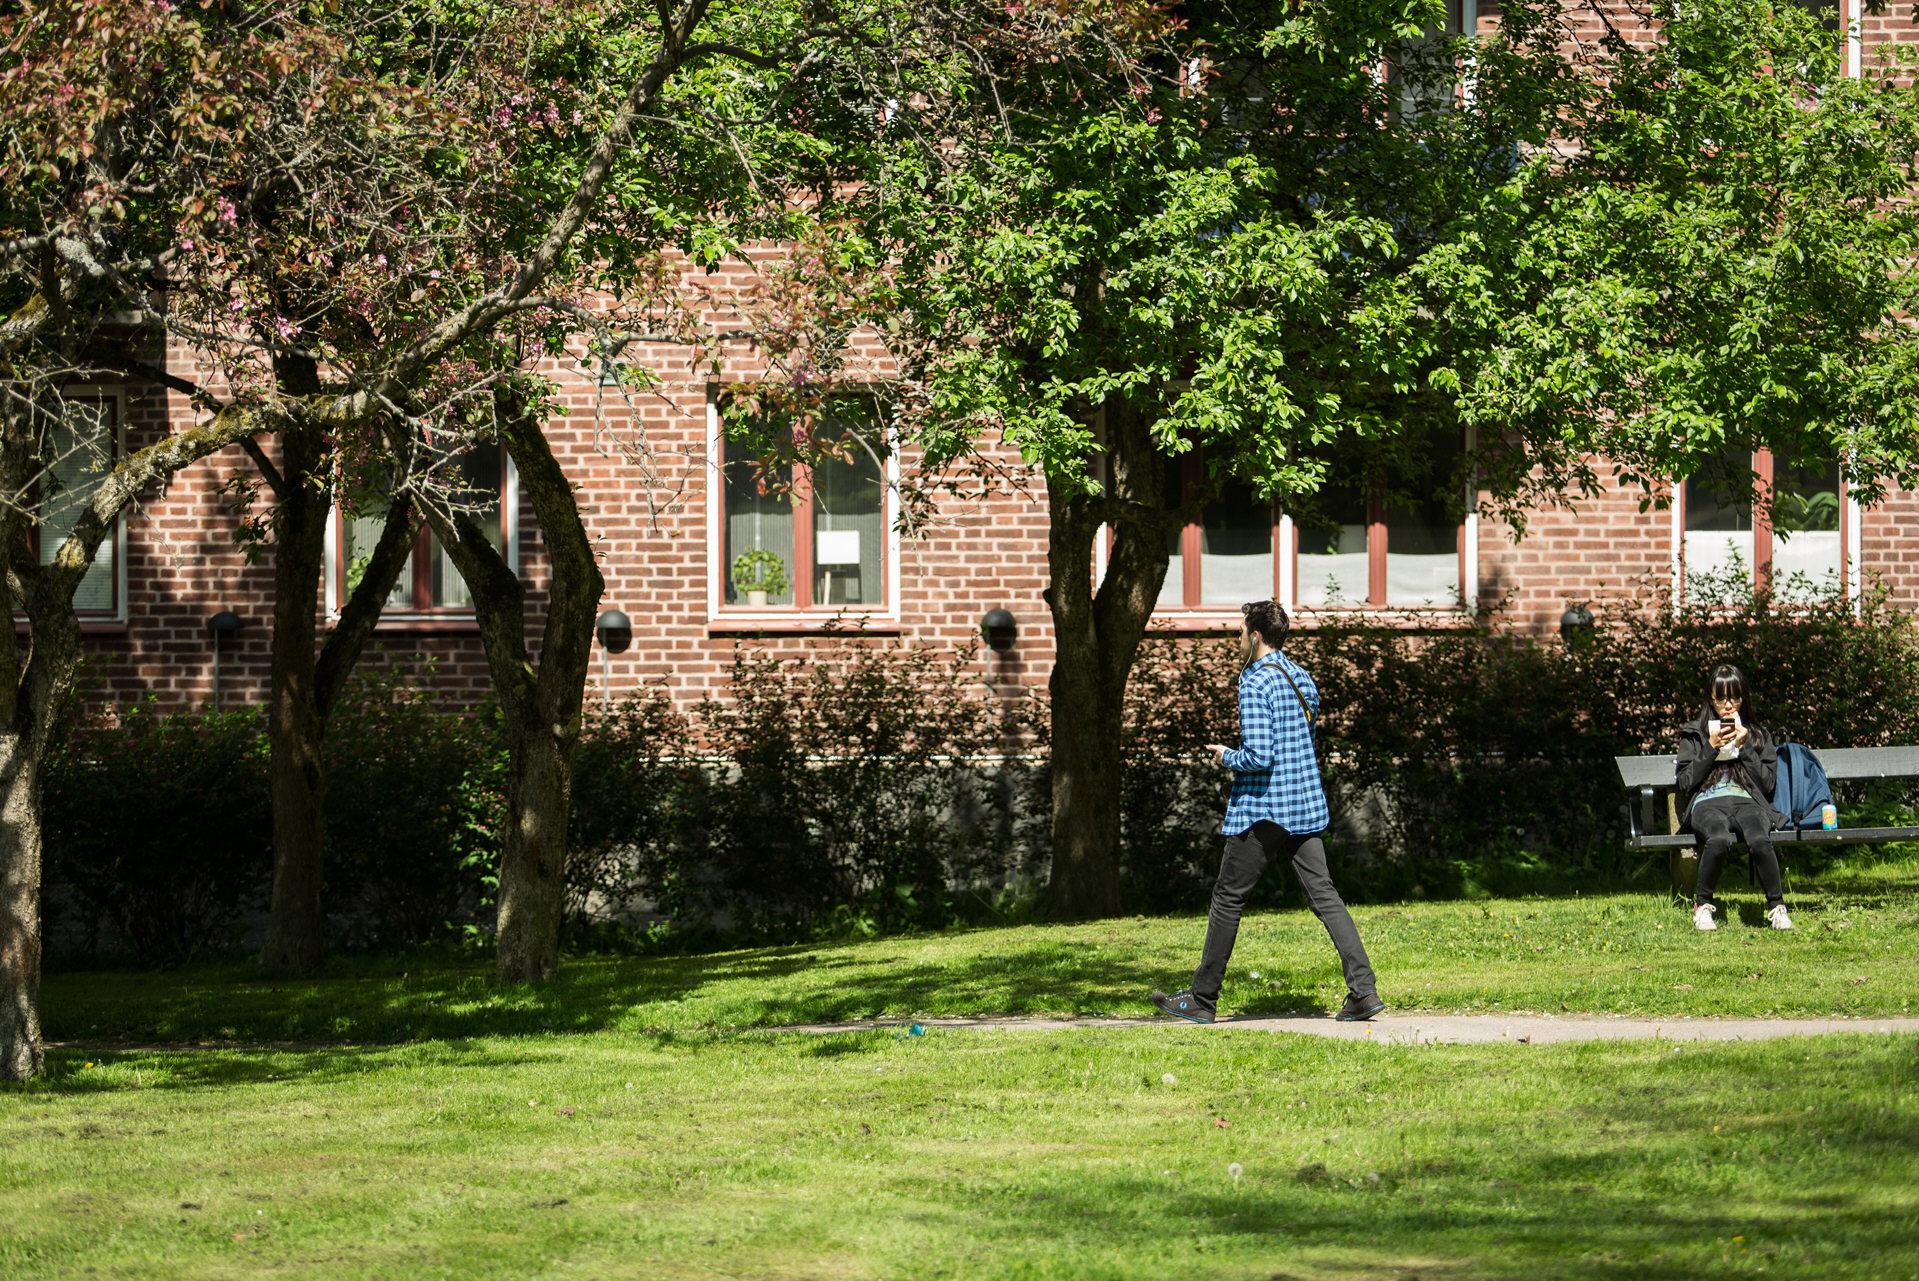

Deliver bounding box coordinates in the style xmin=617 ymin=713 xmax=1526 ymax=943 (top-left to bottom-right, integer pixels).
xmin=1150 ymin=988 xmax=1216 ymax=1024
xmin=1335 ymin=993 xmax=1386 ymax=1022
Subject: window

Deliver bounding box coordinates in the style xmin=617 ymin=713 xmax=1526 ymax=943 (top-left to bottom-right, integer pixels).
xmin=334 ymin=445 xmax=511 ymax=615
xmin=1142 ymin=433 xmax=1470 ymax=614
xmin=1680 ymin=446 xmax=1847 ymax=604
xmin=714 ymin=396 xmax=893 ymax=613
xmin=1157 ymin=456 xmax=1278 ymax=608
xmin=36 ymin=392 xmax=124 ymax=618
xmin=1293 ymin=431 xmax=1466 ymax=610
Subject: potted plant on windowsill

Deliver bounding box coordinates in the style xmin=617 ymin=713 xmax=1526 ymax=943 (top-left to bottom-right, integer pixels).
xmin=730 ymin=548 xmax=789 ymax=607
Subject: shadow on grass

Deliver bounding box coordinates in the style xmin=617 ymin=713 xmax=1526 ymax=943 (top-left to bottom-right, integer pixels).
xmin=37 ymin=859 xmax=1919 ymax=1052
xmin=40 ymin=939 xmax=1184 ymax=1048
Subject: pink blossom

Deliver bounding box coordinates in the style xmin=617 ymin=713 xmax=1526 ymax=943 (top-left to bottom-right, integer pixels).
xmin=179 ymin=238 xmax=194 ymax=252
xmin=273 ymin=316 xmax=299 ymax=340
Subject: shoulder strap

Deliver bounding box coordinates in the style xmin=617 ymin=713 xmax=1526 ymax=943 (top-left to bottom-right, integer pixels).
xmin=1263 ymin=657 xmax=1315 ymax=733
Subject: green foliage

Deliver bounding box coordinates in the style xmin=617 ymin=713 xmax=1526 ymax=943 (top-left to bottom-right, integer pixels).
xmin=42 ymin=592 xmax=1919 ymax=960
xmin=623 ymin=641 xmax=1018 ymax=943
xmin=41 ymin=702 xmax=273 ymax=965
xmin=321 ymin=667 xmax=505 ymax=949
xmin=728 ymin=547 xmax=790 ymax=597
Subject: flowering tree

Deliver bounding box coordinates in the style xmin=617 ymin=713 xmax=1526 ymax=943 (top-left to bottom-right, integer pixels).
xmin=0 ymin=0 xmax=793 ymax=1076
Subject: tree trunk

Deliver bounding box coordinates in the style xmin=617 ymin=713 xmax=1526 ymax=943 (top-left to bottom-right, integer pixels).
xmin=490 ymin=407 xmax=601 ymax=984
xmin=1041 ymin=402 xmax=1176 ymax=920
xmin=0 ymin=745 xmax=44 ymax=1081
xmin=260 ymin=424 xmax=330 ymax=974
xmin=494 ymin=707 xmax=572 ymax=982
xmin=0 ymin=595 xmax=79 ymax=1082
xmin=419 ymin=391 xmax=603 ymax=984
xmin=256 ymin=384 xmax=419 ymax=975
xmin=1045 ymin=606 xmax=1128 ymax=918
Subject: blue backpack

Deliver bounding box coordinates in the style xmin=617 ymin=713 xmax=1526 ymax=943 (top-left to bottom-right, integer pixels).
xmin=1771 ymin=742 xmax=1835 ymax=830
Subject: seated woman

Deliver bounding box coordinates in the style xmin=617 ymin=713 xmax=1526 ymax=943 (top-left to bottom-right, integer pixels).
xmin=1675 ymin=664 xmax=1792 ymax=932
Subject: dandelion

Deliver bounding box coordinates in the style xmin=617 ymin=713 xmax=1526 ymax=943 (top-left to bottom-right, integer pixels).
xmin=1249 ymin=971 xmax=1261 ymax=980
xmin=1161 ymin=1073 xmax=1177 ymax=1086
xmin=1227 ymin=1162 xmax=1243 ymax=1185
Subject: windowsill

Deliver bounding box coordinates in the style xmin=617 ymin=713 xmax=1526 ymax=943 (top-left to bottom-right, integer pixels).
xmin=341 ymin=614 xmax=484 ymax=636
xmin=15 ymin=618 xmax=130 ymax=636
xmin=1148 ymin=605 xmax=1476 ymax=633
xmin=707 ymin=610 xmax=901 ymax=636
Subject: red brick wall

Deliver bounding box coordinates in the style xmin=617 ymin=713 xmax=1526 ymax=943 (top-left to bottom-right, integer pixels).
xmin=64 ymin=7 xmax=1919 ymax=710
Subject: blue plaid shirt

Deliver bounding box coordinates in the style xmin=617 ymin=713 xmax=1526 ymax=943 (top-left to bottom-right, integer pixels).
xmin=1219 ymin=650 xmax=1329 ymax=837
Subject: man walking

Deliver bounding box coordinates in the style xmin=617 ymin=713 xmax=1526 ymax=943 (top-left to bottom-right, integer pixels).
xmin=1151 ymin=600 xmax=1384 ymax=1024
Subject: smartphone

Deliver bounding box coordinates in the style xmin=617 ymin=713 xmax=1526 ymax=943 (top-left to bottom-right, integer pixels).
xmin=1707 ymin=718 xmax=1721 ymax=737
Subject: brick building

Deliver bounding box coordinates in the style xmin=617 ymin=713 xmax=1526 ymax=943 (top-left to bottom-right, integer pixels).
xmin=51 ymin=0 xmax=1919 ymax=714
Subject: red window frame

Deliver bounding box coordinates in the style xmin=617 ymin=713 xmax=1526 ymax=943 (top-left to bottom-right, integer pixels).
xmin=1149 ymin=450 xmax=1467 ymax=612
xmin=1155 ymin=453 xmax=1283 ymax=608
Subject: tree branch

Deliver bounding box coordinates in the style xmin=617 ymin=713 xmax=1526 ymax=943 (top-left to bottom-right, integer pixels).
xmin=315 ymin=494 xmax=417 ymax=717
xmin=40 ymin=401 xmax=291 ymax=605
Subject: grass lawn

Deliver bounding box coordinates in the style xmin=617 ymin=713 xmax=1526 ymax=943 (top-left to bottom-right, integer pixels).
xmin=9 ymin=856 xmax=1917 ymax=1278
xmin=40 ymin=856 xmax=1919 ymax=1045
xmin=4 ymin=1029 xmax=1918 ymax=1279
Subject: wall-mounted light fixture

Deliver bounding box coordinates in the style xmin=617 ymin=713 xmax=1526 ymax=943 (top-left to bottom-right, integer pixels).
xmin=981 ymin=608 xmax=1017 ymax=654
xmin=595 ymin=609 xmax=633 ymax=710
xmin=207 ymin=610 xmax=245 ymax=709
xmin=1560 ymin=602 xmax=1596 ymax=649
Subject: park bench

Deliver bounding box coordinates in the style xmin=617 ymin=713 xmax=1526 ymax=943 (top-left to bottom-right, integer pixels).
xmin=1615 ymin=747 xmax=1919 ymax=895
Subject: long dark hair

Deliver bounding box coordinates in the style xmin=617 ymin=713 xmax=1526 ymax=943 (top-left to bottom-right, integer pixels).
xmin=1699 ymin=663 xmax=1754 ymax=724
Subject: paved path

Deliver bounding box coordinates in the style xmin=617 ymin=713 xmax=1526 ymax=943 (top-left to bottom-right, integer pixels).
xmin=772 ymin=1013 xmax=1919 ymax=1045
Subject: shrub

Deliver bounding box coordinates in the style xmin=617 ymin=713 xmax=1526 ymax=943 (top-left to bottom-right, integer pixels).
xmin=654 ymin=639 xmax=1017 ymax=940
xmin=566 ymin=685 xmax=703 ymax=939
xmin=42 ymin=700 xmax=273 ymax=963
xmin=322 ymin=667 xmax=503 ymax=947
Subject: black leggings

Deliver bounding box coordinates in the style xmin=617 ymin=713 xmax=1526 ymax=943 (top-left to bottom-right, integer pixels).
xmin=1690 ymin=796 xmax=1785 ymax=908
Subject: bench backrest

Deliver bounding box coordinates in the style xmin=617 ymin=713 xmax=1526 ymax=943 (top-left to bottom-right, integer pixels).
xmin=1615 ymin=745 xmax=1919 ymax=788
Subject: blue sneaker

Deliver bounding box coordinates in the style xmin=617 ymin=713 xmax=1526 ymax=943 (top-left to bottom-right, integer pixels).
xmin=1150 ymin=988 xmax=1216 ymax=1024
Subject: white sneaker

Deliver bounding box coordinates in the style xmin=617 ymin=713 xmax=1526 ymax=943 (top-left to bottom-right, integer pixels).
xmin=1693 ymin=903 xmax=1718 ymax=931
xmin=1768 ymin=904 xmax=1794 ymax=931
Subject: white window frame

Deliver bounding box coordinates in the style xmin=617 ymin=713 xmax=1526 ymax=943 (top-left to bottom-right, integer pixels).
xmin=705 ymin=392 xmax=902 ymax=628
xmin=46 ymin=385 xmax=130 ymax=625
xmin=322 ymin=452 xmax=521 ymax=619
xmin=1670 ymin=449 xmax=1860 ymax=610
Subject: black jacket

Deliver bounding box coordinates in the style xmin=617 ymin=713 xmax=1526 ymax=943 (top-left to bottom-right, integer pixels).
xmin=1675 ymin=711 xmax=1786 ymax=832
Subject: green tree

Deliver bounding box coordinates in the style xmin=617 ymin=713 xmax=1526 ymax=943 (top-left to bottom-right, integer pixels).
xmin=836 ymin=0 xmax=1919 ymax=916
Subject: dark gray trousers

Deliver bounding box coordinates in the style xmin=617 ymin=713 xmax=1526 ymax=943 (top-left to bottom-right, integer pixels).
xmin=1192 ymin=821 xmax=1377 ymax=1003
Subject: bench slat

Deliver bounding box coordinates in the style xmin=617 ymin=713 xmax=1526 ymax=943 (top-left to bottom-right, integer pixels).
xmin=1625 ymin=825 xmax=1919 ymax=851
xmin=1617 ymin=747 xmax=1919 ymax=787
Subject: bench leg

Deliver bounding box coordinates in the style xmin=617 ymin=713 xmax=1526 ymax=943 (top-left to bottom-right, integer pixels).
xmin=1670 ymin=846 xmax=1700 ymax=903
